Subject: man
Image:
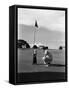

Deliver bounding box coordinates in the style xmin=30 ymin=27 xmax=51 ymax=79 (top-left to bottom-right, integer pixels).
xmin=33 ymin=47 xmax=37 ymax=64
xmin=42 ymin=48 xmax=53 ymax=67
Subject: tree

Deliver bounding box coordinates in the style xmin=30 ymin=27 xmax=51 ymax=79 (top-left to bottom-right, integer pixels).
xmin=18 ymin=39 xmax=30 ymax=48
xmin=33 ymin=45 xmax=38 ymax=49
xmin=59 ymin=46 xmax=63 ymax=50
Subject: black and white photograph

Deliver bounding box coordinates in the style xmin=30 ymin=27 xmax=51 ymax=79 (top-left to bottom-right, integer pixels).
xmin=9 ymin=5 xmax=67 ymax=85
xmin=17 ymin=7 xmax=66 ymax=75
xmin=0 ymin=0 xmax=69 ymax=89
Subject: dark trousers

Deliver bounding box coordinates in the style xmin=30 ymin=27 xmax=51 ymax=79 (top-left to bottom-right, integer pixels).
xmin=33 ymin=54 xmax=37 ymax=64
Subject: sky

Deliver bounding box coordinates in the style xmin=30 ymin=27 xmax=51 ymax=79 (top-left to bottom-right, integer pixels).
xmin=18 ymin=8 xmax=65 ymax=32
xmin=18 ymin=8 xmax=65 ymax=49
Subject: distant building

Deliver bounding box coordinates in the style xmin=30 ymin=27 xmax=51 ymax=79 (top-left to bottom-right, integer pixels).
xmin=39 ymin=45 xmax=45 ymax=49
xmin=22 ymin=45 xmax=26 ymax=48
xmin=38 ymin=45 xmax=48 ymax=49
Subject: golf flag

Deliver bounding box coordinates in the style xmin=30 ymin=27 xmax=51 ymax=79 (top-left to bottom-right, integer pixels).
xmin=35 ymin=20 xmax=38 ymax=28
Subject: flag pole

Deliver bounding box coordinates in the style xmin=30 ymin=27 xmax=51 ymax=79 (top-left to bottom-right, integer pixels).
xmin=34 ymin=27 xmax=36 ymax=45
xmin=34 ymin=20 xmax=38 ymax=45
xmin=33 ymin=20 xmax=38 ymax=64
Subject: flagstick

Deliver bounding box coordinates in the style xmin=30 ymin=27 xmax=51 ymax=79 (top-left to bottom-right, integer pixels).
xmin=33 ymin=20 xmax=38 ymax=64
xmin=34 ymin=27 xmax=36 ymax=45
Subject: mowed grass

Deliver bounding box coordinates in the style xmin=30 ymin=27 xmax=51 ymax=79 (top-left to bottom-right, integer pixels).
xmin=18 ymin=48 xmax=65 ymax=73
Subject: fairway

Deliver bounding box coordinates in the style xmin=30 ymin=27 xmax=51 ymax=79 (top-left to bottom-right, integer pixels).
xmin=18 ymin=48 xmax=65 ymax=73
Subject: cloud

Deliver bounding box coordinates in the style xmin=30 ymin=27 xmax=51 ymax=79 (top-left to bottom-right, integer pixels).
xmin=18 ymin=8 xmax=65 ymax=32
